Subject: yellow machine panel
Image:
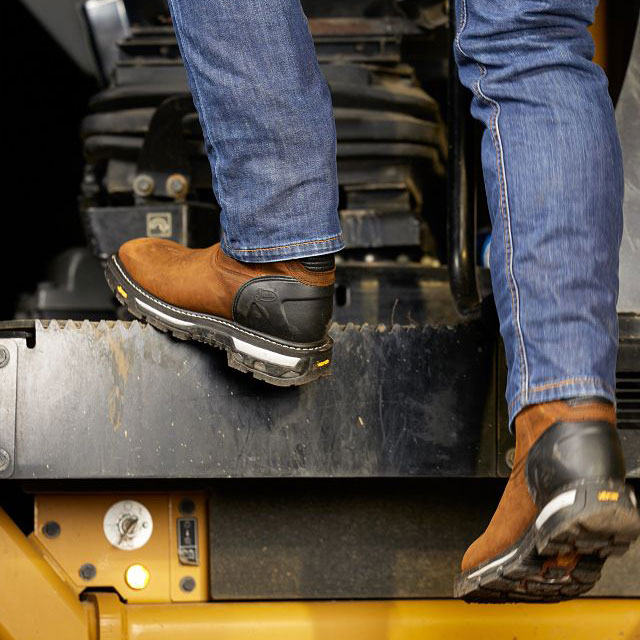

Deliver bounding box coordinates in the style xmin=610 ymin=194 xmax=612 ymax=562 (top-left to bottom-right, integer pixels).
xmin=32 ymin=493 xmax=208 ymax=604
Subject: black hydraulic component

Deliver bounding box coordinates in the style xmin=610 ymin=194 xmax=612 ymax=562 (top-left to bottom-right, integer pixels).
xmin=447 ymin=1 xmax=482 ymax=317
xmin=83 ymin=202 xmax=219 ymax=259
xmin=80 ymin=17 xmax=447 ymax=257
xmin=14 ymin=249 xmax=115 ymax=321
xmin=134 ymin=94 xmax=194 ymax=199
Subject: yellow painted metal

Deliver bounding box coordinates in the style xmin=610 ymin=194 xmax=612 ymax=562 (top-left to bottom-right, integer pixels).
xmin=33 ymin=493 xmax=208 ymax=604
xmin=86 ymin=596 xmax=640 ymax=640
xmin=84 ymin=594 xmax=124 ymax=640
xmin=1 ymin=503 xmax=638 ymax=640
xmin=0 ymin=507 xmax=95 ymax=640
xmin=589 ymin=0 xmax=607 ymax=70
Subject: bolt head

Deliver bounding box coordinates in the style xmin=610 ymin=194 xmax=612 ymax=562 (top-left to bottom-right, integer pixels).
xmin=178 ymin=498 xmax=195 ymax=515
xmin=0 ymin=449 xmax=9 ymax=472
xmin=180 ymin=576 xmax=196 ymax=592
xmin=0 ymin=346 xmax=9 ymax=368
xmin=133 ymin=174 xmax=155 ymax=196
xmin=42 ymin=521 xmax=61 ymax=538
xmin=165 ymin=173 xmax=188 ymax=197
xmin=79 ymin=563 xmax=97 ymax=581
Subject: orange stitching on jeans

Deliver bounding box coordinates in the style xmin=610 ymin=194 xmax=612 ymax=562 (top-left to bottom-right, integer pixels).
xmin=488 ymin=96 xmax=526 ymax=395
xmin=508 ymin=377 xmax=616 ymax=411
xmin=231 ymin=235 xmax=342 ymax=253
xmin=455 ymin=0 xmax=528 ymax=399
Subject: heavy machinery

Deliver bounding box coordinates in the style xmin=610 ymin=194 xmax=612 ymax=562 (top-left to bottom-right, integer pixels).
xmin=2 ymin=1 xmax=639 ymax=638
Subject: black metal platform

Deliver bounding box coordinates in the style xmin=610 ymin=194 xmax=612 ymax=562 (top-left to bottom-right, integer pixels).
xmin=0 ymin=316 xmax=499 ymax=480
xmin=1 ymin=310 xmax=638 ymax=481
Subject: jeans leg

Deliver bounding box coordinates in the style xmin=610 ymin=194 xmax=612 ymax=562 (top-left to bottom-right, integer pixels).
xmin=166 ymin=0 xmax=343 ymax=262
xmin=453 ymin=0 xmax=623 ymax=426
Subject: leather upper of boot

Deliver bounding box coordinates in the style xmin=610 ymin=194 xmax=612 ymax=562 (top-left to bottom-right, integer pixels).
xmin=461 ymin=399 xmax=616 ymax=572
xmin=118 ymin=238 xmax=335 ymax=320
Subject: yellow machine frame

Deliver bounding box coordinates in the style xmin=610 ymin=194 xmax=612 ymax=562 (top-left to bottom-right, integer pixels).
xmin=1 ymin=505 xmax=639 ymax=640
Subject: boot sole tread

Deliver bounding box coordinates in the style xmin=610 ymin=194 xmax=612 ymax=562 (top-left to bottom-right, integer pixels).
xmin=454 ymin=483 xmax=640 ymax=602
xmin=105 ymin=255 xmax=333 ymax=387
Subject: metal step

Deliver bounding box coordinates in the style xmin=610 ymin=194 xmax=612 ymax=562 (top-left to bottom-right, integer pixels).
xmin=0 ymin=317 xmax=498 ymax=480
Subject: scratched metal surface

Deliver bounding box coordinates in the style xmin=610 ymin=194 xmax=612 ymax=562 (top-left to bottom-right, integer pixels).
xmin=3 ymin=318 xmax=497 ymax=479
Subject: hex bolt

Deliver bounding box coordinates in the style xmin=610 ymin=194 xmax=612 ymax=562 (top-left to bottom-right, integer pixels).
xmin=0 ymin=449 xmax=10 ymax=473
xmin=179 ymin=498 xmax=195 ymax=515
xmin=165 ymin=174 xmax=189 ymax=198
xmin=42 ymin=521 xmax=61 ymax=538
xmin=0 ymin=346 xmax=9 ymax=369
xmin=79 ymin=563 xmax=97 ymax=581
xmin=180 ymin=576 xmax=196 ymax=592
xmin=505 ymin=447 xmax=516 ymax=470
xmin=133 ymin=174 xmax=155 ymax=197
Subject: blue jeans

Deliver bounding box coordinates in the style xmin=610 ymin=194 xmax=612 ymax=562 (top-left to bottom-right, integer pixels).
xmin=168 ymin=0 xmax=623 ymax=424
xmin=167 ymin=0 xmax=344 ymax=262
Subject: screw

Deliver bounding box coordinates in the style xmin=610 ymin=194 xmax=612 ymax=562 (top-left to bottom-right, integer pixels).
xmin=180 ymin=576 xmax=196 ymax=592
xmin=79 ymin=563 xmax=97 ymax=581
xmin=42 ymin=521 xmax=61 ymax=538
xmin=133 ymin=174 xmax=155 ymax=197
xmin=179 ymin=498 xmax=195 ymax=515
xmin=165 ymin=174 xmax=189 ymax=198
xmin=505 ymin=447 xmax=516 ymax=470
xmin=0 ymin=449 xmax=10 ymax=472
xmin=0 ymin=346 xmax=9 ymax=368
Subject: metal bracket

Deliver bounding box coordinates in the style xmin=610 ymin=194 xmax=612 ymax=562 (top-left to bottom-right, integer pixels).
xmin=0 ymin=339 xmax=17 ymax=478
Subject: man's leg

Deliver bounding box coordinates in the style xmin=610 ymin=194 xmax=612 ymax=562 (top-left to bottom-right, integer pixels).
xmin=452 ymin=0 xmax=640 ymax=601
xmin=105 ymin=0 xmax=342 ymax=385
xmin=167 ymin=0 xmax=343 ymax=262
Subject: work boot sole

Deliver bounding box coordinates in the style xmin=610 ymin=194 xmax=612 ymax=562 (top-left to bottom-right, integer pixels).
xmin=105 ymin=255 xmax=333 ymax=387
xmin=454 ymin=480 xmax=640 ymax=602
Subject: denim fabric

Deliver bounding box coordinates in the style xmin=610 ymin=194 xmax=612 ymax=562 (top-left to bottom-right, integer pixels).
xmin=169 ymin=0 xmax=622 ymax=425
xmin=454 ymin=0 xmax=623 ymax=424
xmin=166 ymin=0 xmax=344 ymax=262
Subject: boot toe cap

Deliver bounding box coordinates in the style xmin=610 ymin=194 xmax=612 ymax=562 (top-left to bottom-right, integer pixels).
xmin=117 ymin=237 xmax=182 ymax=281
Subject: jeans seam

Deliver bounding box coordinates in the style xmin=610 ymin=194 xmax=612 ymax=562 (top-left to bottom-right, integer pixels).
xmin=229 ymin=234 xmax=342 ymax=253
xmin=508 ymin=376 xmax=616 ymax=412
xmin=455 ymin=0 xmax=530 ymax=401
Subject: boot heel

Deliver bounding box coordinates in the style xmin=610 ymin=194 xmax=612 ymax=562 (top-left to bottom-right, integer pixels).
xmin=535 ymin=481 xmax=640 ymax=557
xmin=226 ymin=335 xmax=333 ymax=387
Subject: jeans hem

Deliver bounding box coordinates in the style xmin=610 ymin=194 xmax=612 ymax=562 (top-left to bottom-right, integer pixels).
xmin=222 ymin=234 xmax=345 ymax=263
xmin=508 ymin=377 xmax=616 ymax=431
xmin=221 ymin=234 xmax=344 ymax=262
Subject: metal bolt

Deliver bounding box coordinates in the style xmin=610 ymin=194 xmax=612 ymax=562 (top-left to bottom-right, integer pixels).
xmin=180 ymin=576 xmax=196 ymax=592
xmin=133 ymin=174 xmax=155 ymax=197
xmin=178 ymin=498 xmax=195 ymax=515
xmin=0 ymin=346 xmax=9 ymax=368
xmin=165 ymin=174 xmax=189 ymax=198
xmin=505 ymin=447 xmax=516 ymax=470
xmin=0 ymin=449 xmax=10 ymax=472
xmin=79 ymin=563 xmax=97 ymax=581
xmin=42 ymin=521 xmax=61 ymax=538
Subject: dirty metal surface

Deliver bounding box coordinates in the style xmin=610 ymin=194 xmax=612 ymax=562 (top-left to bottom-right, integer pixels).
xmin=5 ymin=319 xmax=497 ymax=479
xmin=0 ymin=340 xmax=17 ymax=478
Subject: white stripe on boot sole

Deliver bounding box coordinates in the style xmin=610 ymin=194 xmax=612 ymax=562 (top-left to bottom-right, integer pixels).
xmin=468 ymin=548 xmax=518 ymax=580
xmin=535 ymin=489 xmax=577 ymax=530
xmin=136 ymin=298 xmax=195 ymax=328
xmin=232 ymin=337 xmax=301 ymax=367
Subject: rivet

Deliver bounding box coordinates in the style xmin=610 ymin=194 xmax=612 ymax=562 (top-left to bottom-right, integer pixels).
xmin=180 ymin=576 xmax=196 ymax=592
xmin=79 ymin=563 xmax=97 ymax=581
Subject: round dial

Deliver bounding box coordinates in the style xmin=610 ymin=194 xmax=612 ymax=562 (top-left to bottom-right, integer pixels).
xmin=103 ymin=500 xmax=153 ymax=550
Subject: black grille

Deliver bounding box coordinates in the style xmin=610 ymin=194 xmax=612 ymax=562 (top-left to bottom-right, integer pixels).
xmin=616 ymin=370 xmax=640 ymax=428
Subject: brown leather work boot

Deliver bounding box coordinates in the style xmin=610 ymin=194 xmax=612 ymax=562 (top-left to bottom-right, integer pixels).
xmin=454 ymin=398 xmax=640 ymax=602
xmin=105 ymin=239 xmax=336 ymax=386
